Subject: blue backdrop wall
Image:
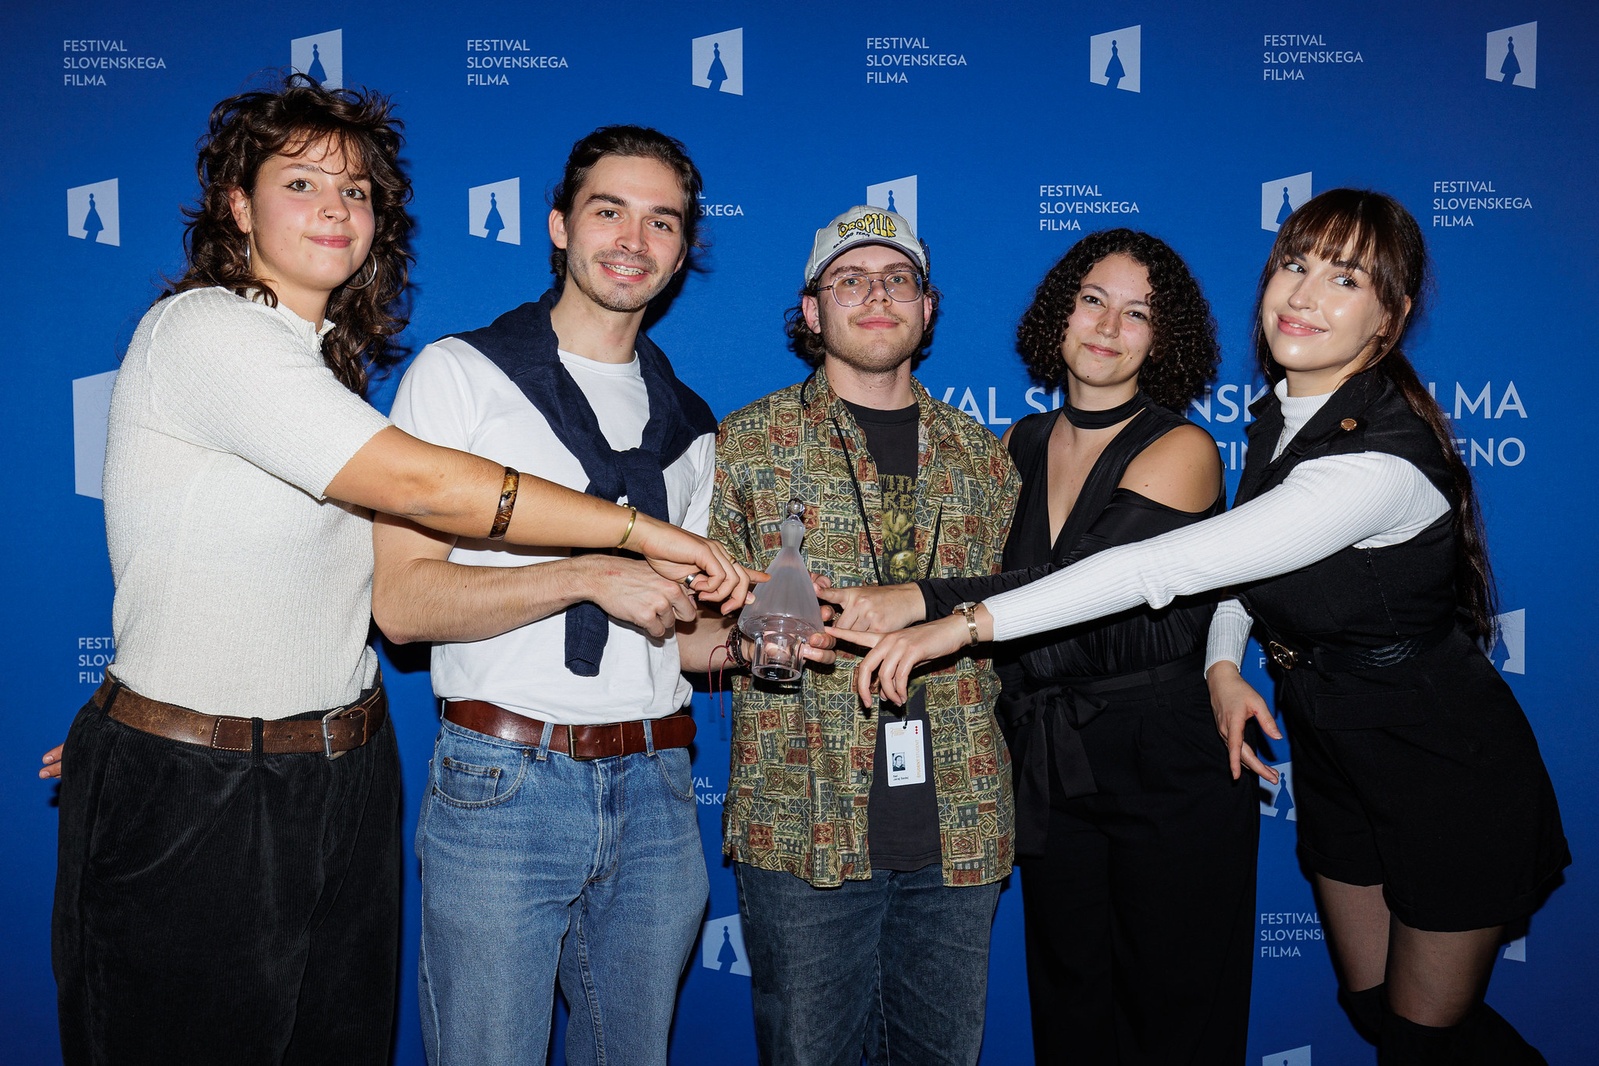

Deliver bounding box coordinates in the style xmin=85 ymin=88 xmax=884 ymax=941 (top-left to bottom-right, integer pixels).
xmin=3 ymin=2 xmax=1595 ymax=1063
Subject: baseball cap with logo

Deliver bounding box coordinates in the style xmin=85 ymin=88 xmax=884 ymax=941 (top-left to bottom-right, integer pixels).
xmin=803 ymin=205 xmax=928 ymax=286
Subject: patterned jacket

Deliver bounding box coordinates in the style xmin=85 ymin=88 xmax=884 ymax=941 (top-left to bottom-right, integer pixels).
xmin=712 ymin=365 xmax=1021 ymax=887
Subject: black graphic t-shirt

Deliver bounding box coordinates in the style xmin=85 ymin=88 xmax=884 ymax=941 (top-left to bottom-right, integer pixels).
xmin=844 ymin=400 xmax=941 ymax=872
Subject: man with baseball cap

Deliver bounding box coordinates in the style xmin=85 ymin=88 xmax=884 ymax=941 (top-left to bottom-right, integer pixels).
xmin=711 ymin=206 xmax=1020 ymax=1064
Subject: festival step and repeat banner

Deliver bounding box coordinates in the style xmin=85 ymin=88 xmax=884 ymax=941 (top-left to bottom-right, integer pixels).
xmin=3 ymin=1 xmax=1595 ymax=1062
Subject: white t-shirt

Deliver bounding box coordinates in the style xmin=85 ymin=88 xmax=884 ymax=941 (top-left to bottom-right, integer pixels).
xmin=104 ymin=288 xmax=391 ymax=718
xmin=389 ymin=335 xmax=714 ymax=725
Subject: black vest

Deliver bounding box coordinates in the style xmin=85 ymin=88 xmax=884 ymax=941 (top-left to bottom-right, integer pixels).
xmin=1234 ymin=371 xmax=1458 ymax=651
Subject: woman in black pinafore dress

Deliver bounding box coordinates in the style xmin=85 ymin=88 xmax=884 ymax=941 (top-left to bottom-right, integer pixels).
xmin=839 ymin=191 xmax=1568 ymax=1066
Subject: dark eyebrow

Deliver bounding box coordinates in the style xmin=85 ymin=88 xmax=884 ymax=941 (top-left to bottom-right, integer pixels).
xmin=284 ymin=161 xmax=370 ymax=182
xmin=1080 ymin=281 xmax=1149 ymax=307
xmin=583 ymin=191 xmax=684 ymax=222
xmin=825 ymin=260 xmax=918 ymax=280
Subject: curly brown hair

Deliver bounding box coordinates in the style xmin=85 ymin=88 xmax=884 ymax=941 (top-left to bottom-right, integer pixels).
xmin=168 ymin=74 xmax=414 ymax=394
xmin=1015 ymin=229 xmax=1219 ymax=411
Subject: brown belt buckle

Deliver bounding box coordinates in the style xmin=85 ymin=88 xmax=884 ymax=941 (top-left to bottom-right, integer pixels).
xmin=322 ymin=706 xmax=347 ymax=760
xmin=1267 ymin=640 xmax=1299 ymax=670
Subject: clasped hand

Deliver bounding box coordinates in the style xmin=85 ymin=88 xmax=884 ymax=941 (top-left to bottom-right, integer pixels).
xmin=822 ymin=586 xmax=984 ymax=708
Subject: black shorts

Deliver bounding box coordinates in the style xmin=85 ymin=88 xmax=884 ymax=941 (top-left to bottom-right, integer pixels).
xmin=1278 ymin=630 xmax=1568 ymax=932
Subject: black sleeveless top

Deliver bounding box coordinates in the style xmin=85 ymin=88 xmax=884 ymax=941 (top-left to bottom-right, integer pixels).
xmin=920 ymin=396 xmax=1223 ymax=849
xmin=921 ymin=394 xmax=1223 ymax=681
xmin=1234 ymin=371 xmax=1458 ymax=650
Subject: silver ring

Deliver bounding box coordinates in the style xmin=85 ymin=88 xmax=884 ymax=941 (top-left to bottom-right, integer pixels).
xmin=682 ymin=574 xmax=698 ymax=589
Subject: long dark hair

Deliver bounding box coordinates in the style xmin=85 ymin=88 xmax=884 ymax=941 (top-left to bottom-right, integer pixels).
xmin=1255 ymin=188 xmax=1497 ymax=639
xmin=170 ymin=74 xmax=414 ymax=393
xmin=1016 ymin=228 xmax=1219 ymax=410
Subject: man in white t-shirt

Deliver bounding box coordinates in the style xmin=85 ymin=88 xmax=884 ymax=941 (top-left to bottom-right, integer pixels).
xmin=373 ymin=126 xmax=733 ymax=1066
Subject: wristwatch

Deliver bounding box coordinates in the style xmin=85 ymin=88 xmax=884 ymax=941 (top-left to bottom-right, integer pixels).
xmin=952 ymin=601 xmax=981 ymax=645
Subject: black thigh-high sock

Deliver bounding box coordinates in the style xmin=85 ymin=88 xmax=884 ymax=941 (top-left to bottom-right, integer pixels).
xmin=1463 ymin=1004 xmax=1547 ymax=1066
xmin=1379 ymin=1003 xmax=1548 ymax=1066
xmin=1337 ymin=983 xmax=1385 ymax=1045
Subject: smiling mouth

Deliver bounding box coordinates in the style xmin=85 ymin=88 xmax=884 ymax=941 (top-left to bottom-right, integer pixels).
xmin=599 ymin=260 xmax=651 ymax=278
xmin=1277 ymin=315 xmax=1326 ymax=334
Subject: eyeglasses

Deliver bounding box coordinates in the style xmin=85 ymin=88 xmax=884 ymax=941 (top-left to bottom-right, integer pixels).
xmin=817 ymin=270 xmax=924 ymax=308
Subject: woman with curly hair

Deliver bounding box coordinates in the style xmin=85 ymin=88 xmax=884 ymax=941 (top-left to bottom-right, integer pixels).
xmin=46 ymin=77 xmax=745 ymax=1065
xmin=831 ymin=229 xmax=1254 ymax=1064
xmin=842 ymin=191 xmax=1568 ymax=1065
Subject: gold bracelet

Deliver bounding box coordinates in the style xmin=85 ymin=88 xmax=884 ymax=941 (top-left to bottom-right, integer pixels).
xmin=953 ymin=601 xmax=981 ymax=645
xmin=488 ymin=467 xmax=519 ymax=540
xmin=617 ymin=504 xmax=639 ymax=548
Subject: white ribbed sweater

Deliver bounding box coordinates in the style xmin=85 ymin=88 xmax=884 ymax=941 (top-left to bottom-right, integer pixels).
xmin=983 ymin=381 xmax=1449 ymax=669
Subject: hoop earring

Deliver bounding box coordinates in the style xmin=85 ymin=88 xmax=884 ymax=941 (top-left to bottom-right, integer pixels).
xmin=344 ymin=257 xmax=378 ymax=291
xmin=243 ymin=243 xmax=251 ymax=269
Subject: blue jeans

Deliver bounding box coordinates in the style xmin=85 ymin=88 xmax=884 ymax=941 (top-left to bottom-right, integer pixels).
xmin=417 ymin=716 xmax=709 ymax=1066
xmin=735 ymin=862 xmax=1001 ymax=1066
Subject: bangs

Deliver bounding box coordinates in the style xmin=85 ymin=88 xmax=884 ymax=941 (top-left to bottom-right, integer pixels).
xmin=1277 ymin=199 xmax=1381 ymax=278
xmin=277 ymin=128 xmax=375 ymax=183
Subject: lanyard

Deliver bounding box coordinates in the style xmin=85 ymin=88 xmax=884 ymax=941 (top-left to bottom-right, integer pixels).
xmin=826 ymin=412 xmax=942 ymax=587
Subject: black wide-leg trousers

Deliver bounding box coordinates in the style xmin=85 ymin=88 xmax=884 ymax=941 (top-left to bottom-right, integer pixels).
xmin=52 ymin=688 xmax=402 ymax=1066
xmin=1019 ymin=679 xmax=1260 ymax=1066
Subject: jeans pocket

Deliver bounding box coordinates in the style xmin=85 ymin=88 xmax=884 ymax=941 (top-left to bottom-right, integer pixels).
xmin=431 ymin=752 xmax=523 ymax=808
xmin=652 ymin=747 xmax=696 ymax=803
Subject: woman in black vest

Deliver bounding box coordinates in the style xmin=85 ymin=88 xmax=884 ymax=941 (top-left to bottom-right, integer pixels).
xmin=832 ymin=229 xmax=1256 ymax=1065
xmin=838 ymin=190 xmax=1567 ymax=1065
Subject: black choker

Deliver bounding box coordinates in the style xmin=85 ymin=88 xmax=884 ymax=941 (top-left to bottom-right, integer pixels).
xmin=1062 ymin=392 xmax=1144 ymax=430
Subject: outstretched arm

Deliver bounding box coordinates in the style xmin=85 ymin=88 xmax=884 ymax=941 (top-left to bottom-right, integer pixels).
xmin=333 ymin=427 xmax=748 ymax=609
xmin=371 ymin=512 xmax=698 ymax=646
xmin=984 ymin=450 xmax=1444 ymax=642
xmin=840 ymin=451 xmax=1446 ymax=704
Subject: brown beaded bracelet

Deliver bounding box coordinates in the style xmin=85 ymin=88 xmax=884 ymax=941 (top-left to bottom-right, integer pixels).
xmin=725 ymin=628 xmax=750 ymax=670
xmin=487 ymin=467 xmax=519 ymax=540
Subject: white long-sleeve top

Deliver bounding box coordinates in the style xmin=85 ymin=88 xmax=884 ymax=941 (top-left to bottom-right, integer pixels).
xmin=983 ymin=381 xmax=1449 ymax=669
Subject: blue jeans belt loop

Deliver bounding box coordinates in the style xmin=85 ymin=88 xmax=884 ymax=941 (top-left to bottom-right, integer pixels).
xmin=444 ymin=699 xmax=695 ymax=759
xmin=93 ymin=672 xmax=386 ymax=757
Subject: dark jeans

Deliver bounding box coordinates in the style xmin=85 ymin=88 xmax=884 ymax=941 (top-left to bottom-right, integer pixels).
xmin=735 ymin=861 xmax=1001 ymax=1066
xmin=52 ymin=684 xmax=402 ymax=1066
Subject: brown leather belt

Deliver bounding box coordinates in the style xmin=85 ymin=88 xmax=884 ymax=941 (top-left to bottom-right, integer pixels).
xmin=93 ymin=676 xmax=387 ymax=757
xmin=444 ymin=700 xmax=695 ymax=759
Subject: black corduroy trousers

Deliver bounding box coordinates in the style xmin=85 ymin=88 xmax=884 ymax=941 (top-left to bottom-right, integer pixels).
xmin=52 ymin=684 xmax=402 ymax=1066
